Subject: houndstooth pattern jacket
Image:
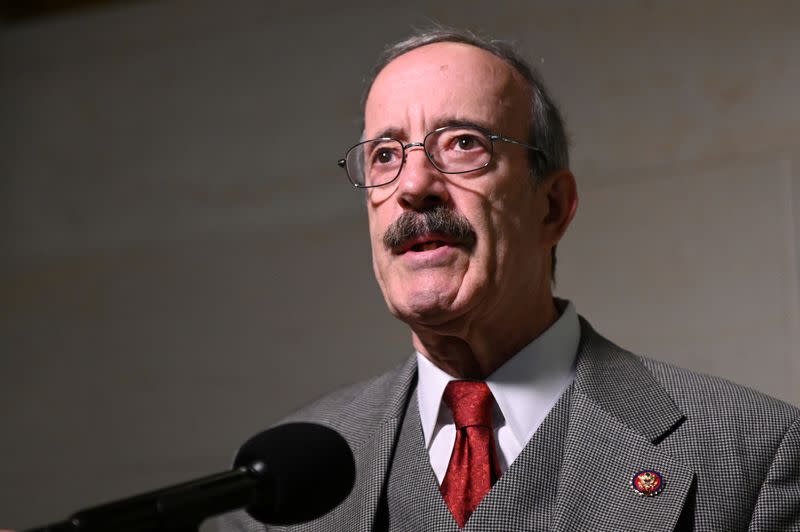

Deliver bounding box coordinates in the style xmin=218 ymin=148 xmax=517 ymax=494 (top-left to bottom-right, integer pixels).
xmin=215 ymin=318 xmax=800 ymax=531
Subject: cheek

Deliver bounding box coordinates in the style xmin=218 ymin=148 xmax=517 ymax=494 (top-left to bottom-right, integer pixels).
xmin=366 ymin=205 xmax=384 ymax=247
xmin=482 ymin=188 xmax=539 ymax=268
xmin=366 ymin=206 xmax=393 ymax=282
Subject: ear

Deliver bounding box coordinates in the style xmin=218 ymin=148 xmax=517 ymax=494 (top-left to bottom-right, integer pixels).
xmin=541 ymin=169 xmax=578 ymax=246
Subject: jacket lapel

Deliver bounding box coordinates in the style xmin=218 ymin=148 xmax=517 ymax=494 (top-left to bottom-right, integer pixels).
xmin=300 ymin=356 xmax=417 ymax=532
xmin=553 ymin=318 xmax=695 ymax=531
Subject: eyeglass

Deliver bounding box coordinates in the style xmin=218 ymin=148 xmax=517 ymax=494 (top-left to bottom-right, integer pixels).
xmin=337 ymin=125 xmax=545 ymax=188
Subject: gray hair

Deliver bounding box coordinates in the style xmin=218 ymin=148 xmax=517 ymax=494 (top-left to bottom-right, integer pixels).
xmin=361 ymin=27 xmax=570 ymax=279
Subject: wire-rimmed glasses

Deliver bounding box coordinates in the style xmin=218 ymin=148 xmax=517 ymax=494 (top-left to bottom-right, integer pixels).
xmin=337 ymin=125 xmax=545 ymax=188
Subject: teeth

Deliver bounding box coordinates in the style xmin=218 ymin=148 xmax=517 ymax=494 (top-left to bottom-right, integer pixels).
xmin=420 ymin=241 xmax=442 ymax=251
xmin=407 ymin=240 xmax=447 ymax=252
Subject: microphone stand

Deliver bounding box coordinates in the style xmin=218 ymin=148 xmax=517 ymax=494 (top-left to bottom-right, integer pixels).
xmin=26 ymin=462 xmax=267 ymax=532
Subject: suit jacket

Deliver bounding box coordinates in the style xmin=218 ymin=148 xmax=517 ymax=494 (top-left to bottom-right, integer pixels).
xmin=217 ymin=318 xmax=800 ymax=531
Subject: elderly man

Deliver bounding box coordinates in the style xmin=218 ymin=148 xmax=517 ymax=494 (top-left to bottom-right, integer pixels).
xmin=220 ymin=28 xmax=800 ymax=531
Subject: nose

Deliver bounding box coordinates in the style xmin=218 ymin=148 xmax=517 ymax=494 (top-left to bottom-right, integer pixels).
xmin=396 ymin=142 xmax=450 ymax=210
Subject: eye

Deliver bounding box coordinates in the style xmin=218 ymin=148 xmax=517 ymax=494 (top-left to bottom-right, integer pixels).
xmin=375 ymin=149 xmax=395 ymax=164
xmin=456 ymin=135 xmax=478 ymax=150
xmin=441 ymin=129 xmax=489 ymax=152
xmin=366 ymin=141 xmax=401 ymax=167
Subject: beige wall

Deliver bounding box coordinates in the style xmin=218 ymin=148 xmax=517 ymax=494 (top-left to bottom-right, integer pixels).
xmin=1 ymin=0 xmax=798 ymax=528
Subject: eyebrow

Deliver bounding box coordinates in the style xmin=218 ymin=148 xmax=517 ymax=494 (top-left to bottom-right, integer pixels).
xmin=367 ymin=117 xmax=497 ymax=141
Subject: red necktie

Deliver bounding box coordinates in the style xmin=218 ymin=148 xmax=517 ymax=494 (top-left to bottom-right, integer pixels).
xmin=439 ymin=380 xmax=500 ymax=528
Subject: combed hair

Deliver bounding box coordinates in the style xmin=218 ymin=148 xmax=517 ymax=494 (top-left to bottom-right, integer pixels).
xmin=361 ymin=27 xmax=570 ymax=279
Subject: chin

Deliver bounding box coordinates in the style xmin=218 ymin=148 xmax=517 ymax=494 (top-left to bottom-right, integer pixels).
xmin=377 ymin=262 xmax=473 ymax=326
xmin=388 ymin=288 xmax=468 ymax=330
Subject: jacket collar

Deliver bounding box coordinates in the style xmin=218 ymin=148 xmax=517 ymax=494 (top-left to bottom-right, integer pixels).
xmin=554 ymin=317 xmax=694 ymax=530
xmin=309 ymin=356 xmax=417 ymax=532
xmin=572 ymin=316 xmax=684 ymax=443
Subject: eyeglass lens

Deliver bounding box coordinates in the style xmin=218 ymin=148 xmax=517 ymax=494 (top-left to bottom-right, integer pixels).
xmin=344 ymin=127 xmax=494 ymax=187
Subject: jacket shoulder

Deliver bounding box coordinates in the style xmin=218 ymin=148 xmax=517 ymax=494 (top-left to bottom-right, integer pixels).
xmin=639 ymin=355 xmax=800 ymax=520
xmin=639 ymin=355 xmax=800 ymax=426
xmin=278 ymin=357 xmax=416 ymax=449
xmin=578 ymin=316 xmax=799 ymax=428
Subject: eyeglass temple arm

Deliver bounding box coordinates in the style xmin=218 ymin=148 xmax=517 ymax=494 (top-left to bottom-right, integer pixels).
xmin=490 ymin=134 xmax=549 ymax=163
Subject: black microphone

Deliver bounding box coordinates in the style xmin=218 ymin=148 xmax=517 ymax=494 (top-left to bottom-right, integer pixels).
xmin=25 ymin=423 xmax=355 ymax=531
xmin=233 ymin=421 xmax=355 ymax=525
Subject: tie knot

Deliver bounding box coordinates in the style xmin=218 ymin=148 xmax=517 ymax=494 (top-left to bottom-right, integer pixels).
xmin=443 ymin=380 xmax=494 ymax=429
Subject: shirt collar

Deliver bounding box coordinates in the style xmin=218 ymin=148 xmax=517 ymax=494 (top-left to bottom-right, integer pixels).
xmin=416 ymin=299 xmax=580 ymax=448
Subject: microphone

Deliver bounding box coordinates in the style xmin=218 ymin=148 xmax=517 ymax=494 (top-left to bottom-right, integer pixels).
xmin=233 ymin=422 xmax=355 ymax=525
xmin=25 ymin=423 xmax=355 ymax=531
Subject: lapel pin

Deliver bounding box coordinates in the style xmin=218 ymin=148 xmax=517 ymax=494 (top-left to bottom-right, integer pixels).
xmin=630 ymin=470 xmax=664 ymax=497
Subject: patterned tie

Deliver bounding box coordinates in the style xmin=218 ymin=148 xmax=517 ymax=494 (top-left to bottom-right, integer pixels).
xmin=439 ymin=380 xmax=500 ymax=528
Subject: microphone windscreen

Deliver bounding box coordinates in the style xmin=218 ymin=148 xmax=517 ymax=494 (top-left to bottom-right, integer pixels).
xmin=233 ymin=422 xmax=355 ymax=525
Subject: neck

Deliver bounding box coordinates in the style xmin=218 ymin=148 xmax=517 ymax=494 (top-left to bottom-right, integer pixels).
xmin=411 ymin=296 xmax=559 ymax=379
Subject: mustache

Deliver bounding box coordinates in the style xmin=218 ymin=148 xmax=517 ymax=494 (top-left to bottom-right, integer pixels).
xmin=383 ymin=206 xmax=476 ymax=250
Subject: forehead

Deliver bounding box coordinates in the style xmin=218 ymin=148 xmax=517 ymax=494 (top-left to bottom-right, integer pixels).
xmin=364 ymin=42 xmax=530 ymax=139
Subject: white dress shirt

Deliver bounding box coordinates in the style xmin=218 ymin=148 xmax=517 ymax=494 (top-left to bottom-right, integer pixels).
xmin=416 ymin=300 xmax=580 ymax=483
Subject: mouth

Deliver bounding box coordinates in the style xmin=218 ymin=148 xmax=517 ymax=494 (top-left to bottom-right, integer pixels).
xmin=409 ymin=240 xmax=447 ymax=252
xmin=394 ymin=234 xmax=458 ymax=255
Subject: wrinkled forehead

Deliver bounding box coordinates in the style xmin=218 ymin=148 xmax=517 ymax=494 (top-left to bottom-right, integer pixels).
xmin=363 ymin=42 xmax=530 ymax=140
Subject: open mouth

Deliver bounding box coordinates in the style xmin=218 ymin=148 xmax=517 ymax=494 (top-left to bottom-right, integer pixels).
xmin=393 ymin=234 xmax=456 ymax=255
xmin=409 ymin=240 xmax=447 ymax=252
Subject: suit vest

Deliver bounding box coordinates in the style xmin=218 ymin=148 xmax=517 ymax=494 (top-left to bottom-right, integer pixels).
xmin=380 ymin=384 xmax=573 ymax=531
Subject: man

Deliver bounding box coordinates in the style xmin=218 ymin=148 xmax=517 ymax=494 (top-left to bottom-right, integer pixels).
xmin=219 ymin=28 xmax=800 ymax=531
